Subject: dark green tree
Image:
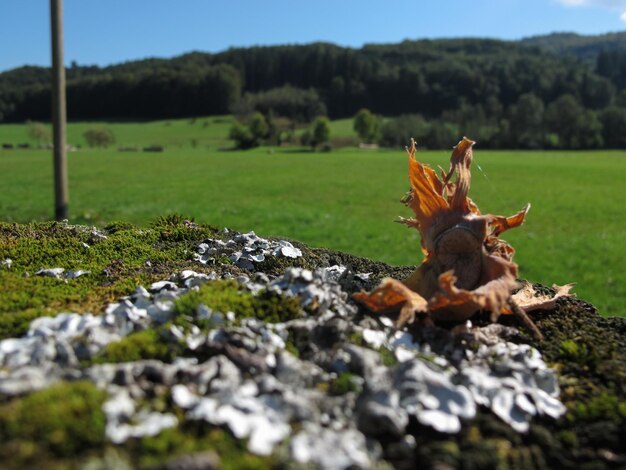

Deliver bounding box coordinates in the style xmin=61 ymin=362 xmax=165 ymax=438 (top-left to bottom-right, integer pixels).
xmin=311 ymin=117 xmax=331 ymax=149
xmin=3 ymin=37 xmax=626 ymax=148
xmin=83 ymin=126 xmax=115 ymax=148
xmin=379 ymin=114 xmax=430 ymax=148
xmin=248 ymin=112 xmax=269 ymax=141
xmin=229 ymin=122 xmax=256 ymax=149
xmin=233 ymin=86 xmax=326 ymax=124
xmin=577 ymin=110 xmax=604 ymax=149
xmin=545 ymin=95 xmax=582 ymax=149
xmin=229 ymin=112 xmax=269 ymax=149
xmin=600 ymin=106 xmax=626 ymax=148
xmin=426 ymin=122 xmax=459 ymax=149
xmin=546 ymin=95 xmax=603 ymax=149
xmin=507 ymin=93 xmax=545 ymax=149
xmin=597 ymin=49 xmax=626 ymax=90
xmin=580 ymin=73 xmax=614 ymax=110
xmin=26 ymin=120 xmax=51 ymax=145
xmin=353 ymin=108 xmax=380 ymax=143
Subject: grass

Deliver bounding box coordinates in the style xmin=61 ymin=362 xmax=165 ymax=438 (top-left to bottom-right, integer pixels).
xmin=0 ymin=118 xmax=625 ymax=317
xmin=0 ymin=116 xmax=235 ymax=150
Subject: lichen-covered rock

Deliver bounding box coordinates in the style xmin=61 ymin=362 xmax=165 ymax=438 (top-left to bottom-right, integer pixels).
xmin=0 ymin=220 xmax=624 ymax=469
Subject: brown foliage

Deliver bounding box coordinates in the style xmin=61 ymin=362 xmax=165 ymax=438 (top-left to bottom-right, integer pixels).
xmin=355 ymin=138 xmax=572 ymax=338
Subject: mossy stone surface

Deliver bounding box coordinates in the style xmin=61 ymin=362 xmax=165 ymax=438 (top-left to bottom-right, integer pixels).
xmin=0 ymin=381 xmax=107 ymax=465
xmin=94 ymin=328 xmax=178 ymax=364
xmin=173 ymin=279 xmax=302 ymax=326
xmin=0 ymin=218 xmax=624 ymax=468
xmin=0 ymin=218 xmax=220 ymax=339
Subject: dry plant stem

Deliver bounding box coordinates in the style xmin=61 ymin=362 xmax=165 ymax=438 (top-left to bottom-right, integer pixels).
xmin=507 ymin=298 xmax=544 ymax=341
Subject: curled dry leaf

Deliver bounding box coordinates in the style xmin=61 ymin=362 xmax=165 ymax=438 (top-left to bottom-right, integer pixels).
xmin=512 ymin=281 xmax=576 ymax=313
xmin=354 ymin=138 xmax=572 ymax=338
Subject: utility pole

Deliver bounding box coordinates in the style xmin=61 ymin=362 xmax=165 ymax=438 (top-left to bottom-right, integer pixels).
xmin=50 ymin=0 xmax=68 ymax=220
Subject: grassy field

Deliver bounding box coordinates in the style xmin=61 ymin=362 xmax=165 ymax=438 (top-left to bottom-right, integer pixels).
xmin=0 ymin=116 xmax=237 ymax=150
xmin=1 ymin=118 xmax=625 ymax=317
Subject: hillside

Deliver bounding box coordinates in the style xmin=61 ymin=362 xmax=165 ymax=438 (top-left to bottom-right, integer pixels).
xmin=3 ymin=33 xmax=626 ymax=149
xmin=0 ymin=35 xmax=621 ymax=122
xmin=521 ymin=31 xmax=626 ymax=64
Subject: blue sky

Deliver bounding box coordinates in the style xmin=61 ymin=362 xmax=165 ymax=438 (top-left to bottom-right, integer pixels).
xmin=1 ymin=0 xmax=626 ymax=72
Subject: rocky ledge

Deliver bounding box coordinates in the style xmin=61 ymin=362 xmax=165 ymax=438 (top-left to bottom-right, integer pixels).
xmin=0 ymin=219 xmax=624 ymax=469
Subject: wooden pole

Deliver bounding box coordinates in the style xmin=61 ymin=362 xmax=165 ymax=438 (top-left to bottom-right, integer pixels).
xmin=50 ymin=0 xmax=68 ymax=220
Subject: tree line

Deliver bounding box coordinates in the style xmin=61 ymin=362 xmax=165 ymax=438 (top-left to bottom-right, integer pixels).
xmin=2 ymin=37 xmax=626 ymax=148
xmin=0 ymin=63 xmax=240 ymax=121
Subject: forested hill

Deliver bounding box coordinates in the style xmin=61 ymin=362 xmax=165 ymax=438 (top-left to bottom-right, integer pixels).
xmin=2 ymin=33 xmax=626 ymax=149
xmin=1 ymin=36 xmax=623 ymax=122
xmin=521 ymin=31 xmax=626 ymax=65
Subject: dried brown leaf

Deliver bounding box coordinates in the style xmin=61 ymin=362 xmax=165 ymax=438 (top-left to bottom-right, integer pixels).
xmin=353 ymin=277 xmax=428 ymax=328
xmin=405 ymin=140 xmax=449 ymax=235
xmin=511 ymin=281 xmax=576 ymax=312
xmin=354 ymin=137 xmax=555 ymax=338
xmin=488 ymin=204 xmax=531 ymax=237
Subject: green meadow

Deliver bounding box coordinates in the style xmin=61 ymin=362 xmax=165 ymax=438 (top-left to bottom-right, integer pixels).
xmin=1 ymin=118 xmax=625 ymax=317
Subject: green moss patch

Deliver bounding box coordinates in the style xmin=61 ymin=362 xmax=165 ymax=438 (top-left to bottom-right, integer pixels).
xmin=0 ymin=381 xmax=106 ymax=463
xmin=94 ymin=328 xmax=178 ymax=364
xmin=174 ymin=280 xmax=302 ymax=327
xmin=87 ymin=280 xmax=303 ymax=366
xmin=0 ymin=218 xmax=220 ymax=339
xmin=519 ymin=297 xmax=626 ymax=464
xmin=328 ymin=372 xmax=362 ymax=396
xmin=130 ymin=424 xmax=274 ymax=470
xmin=0 ymin=382 xmax=276 ymax=469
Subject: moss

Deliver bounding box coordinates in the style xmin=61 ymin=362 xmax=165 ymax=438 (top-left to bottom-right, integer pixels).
xmin=347 ymin=331 xmax=365 ymax=346
xmin=345 ymin=331 xmax=399 ymax=367
xmin=0 ymin=308 xmax=44 ymax=339
xmin=174 ymin=280 xmax=252 ymax=326
xmin=94 ymin=328 xmax=178 ymax=364
xmin=346 ymin=330 xmax=400 ymax=367
xmin=131 ymin=423 xmax=275 ymax=469
xmin=508 ymin=444 xmax=548 ymax=470
xmin=0 ymin=381 xmax=106 ymax=461
xmin=104 ymin=220 xmax=136 ymax=233
xmin=1 ymin=220 xmax=625 ymax=468
xmin=379 ymin=346 xmax=398 ymax=367
xmin=557 ymin=430 xmax=578 ymax=448
xmin=284 ymin=334 xmax=301 ymax=358
xmin=0 ymin=382 xmax=276 ymax=469
xmin=254 ymin=253 xmax=306 ymax=277
xmin=559 ymin=339 xmax=580 ymax=357
xmin=457 ymin=439 xmax=516 ymax=470
xmin=559 ymin=339 xmax=599 ymax=368
xmin=417 ymin=440 xmax=459 ymax=468
xmin=570 ymin=392 xmax=626 ymax=423
xmin=504 ymin=297 xmax=626 ymax=466
xmin=150 ymin=214 xmax=218 ymax=243
xmin=0 ymin=219 xmax=220 ymax=339
xmin=329 ymin=372 xmax=362 ymax=396
xmin=251 ymin=289 xmax=303 ymax=323
xmin=150 ymin=214 xmax=192 ymax=229
xmin=174 ymin=280 xmax=302 ymax=327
